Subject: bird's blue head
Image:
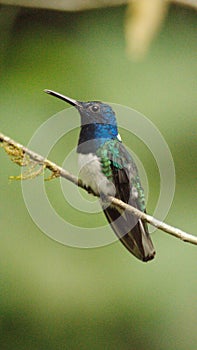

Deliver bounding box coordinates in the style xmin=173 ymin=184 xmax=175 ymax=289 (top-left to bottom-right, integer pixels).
xmin=45 ymin=90 xmax=119 ymax=153
xmin=76 ymin=100 xmax=117 ymax=127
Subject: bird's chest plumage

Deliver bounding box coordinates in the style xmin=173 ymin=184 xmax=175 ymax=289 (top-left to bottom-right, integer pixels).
xmin=78 ymin=153 xmax=116 ymax=196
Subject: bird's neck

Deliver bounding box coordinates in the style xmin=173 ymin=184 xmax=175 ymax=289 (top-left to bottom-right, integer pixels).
xmin=77 ymin=123 xmax=118 ymax=154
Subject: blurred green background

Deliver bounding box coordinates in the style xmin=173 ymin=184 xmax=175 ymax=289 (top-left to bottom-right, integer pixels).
xmin=0 ymin=3 xmax=196 ymax=350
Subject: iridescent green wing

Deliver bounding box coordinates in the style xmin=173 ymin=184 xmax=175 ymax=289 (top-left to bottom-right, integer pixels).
xmin=97 ymin=139 xmax=146 ymax=212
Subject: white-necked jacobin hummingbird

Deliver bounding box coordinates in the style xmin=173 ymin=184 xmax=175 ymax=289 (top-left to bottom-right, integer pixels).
xmin=44 ymin=89 xmax=155 ymax=262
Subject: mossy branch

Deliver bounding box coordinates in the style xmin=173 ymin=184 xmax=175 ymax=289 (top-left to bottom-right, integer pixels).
xmin=0 ymin=131 xmax=196 ymax=246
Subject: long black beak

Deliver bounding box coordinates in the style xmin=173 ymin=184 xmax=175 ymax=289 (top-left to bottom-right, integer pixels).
xmin=44 ymin=89 xmax=81 ymax=107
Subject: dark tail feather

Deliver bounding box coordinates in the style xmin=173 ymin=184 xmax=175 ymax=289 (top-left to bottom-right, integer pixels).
xmin=103 ymin=206 xmax=155 ymax=262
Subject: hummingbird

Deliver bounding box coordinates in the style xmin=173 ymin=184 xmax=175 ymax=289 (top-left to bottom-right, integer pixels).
xmin=44 ymin=89 xmax=156 ymax=262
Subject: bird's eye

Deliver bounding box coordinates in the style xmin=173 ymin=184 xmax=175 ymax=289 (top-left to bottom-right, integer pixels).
xmin=91 ymin=105 xmax=99 ymax=112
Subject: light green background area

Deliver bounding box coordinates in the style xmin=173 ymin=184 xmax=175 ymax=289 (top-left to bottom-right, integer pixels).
xmin=0 ymin=4 xmax=196 ymax=349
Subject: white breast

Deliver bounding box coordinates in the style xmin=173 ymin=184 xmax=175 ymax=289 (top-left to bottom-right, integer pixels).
xmin=78 ymin=153 xmax=116 ymax=197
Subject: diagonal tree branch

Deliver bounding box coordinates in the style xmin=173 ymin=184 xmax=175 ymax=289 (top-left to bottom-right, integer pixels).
xmin=0 ymin=131 xmax=196 ymax=246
